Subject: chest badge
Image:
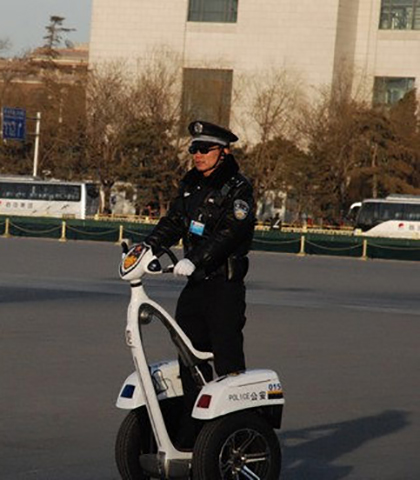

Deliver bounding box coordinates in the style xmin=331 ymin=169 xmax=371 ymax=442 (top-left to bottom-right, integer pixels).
xmin=189 ymin=220 xmax=205 ymax=236
xmin=233 ymin=199 xmax=250 ymax=221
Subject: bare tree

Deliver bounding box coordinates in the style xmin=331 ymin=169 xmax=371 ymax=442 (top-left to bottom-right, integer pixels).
xmin=298 ymin=69 xmax=420 ymax=223
xmin=251 ymin=69 xmax=303 ymax=141
xmin=36 ymin=79 xmax=88 ymax=179
xmin=85 ymin=61 xmax=134 ymax=211
xmin=352 ymin=92 xmax=420 ymax=198
xmin=86 ymin=51 xmax=184 ymax=214
xmin=0 ymin=38 xmax=11 ymax=55
xmin=297 ymin=82 xmax=373 ymax=222
xmin=124 ymin=49 xmax=185 ymax=215
xmin=0 ymin=54 xmax=39 ymax=175
xmin=235 ymin=67 xmax=306 ymax=217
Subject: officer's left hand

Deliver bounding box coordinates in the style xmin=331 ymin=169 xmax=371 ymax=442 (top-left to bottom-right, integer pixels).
xmin=173 ymin=259 xmax=196 ymax=277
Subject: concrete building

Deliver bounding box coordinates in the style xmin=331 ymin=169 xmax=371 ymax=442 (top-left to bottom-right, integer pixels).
xmin=89 ymin=0 xmax=420 ymax=141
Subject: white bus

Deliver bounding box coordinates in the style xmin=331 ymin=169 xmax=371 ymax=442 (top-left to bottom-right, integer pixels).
xmin=0 ymin=176 xmax=100 ymax=219
xmin=353 ymin=194 xmax=420 ymax=239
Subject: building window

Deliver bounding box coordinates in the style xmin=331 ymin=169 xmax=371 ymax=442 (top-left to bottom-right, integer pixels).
xmin=373 ymin=77 xmax=415 ymax=105
xmin=181 ymin=68 xmax=233 ymax=130
xmin=188 ymin=0 xmax=238 ymax=23
xmin=379 ymin=0 xmax=420 ymax=30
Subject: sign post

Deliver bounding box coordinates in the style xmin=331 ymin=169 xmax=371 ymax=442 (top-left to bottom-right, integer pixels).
xmin=2 ymin=107 xmax=26 ymax=141
xmin=1 ymin=106 xmax=42 ymax=177
xmin=32 ymin=112 xmax=41 ymax=177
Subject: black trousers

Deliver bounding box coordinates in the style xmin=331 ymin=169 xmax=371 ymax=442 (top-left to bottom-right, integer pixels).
xmin=174 ymin=276 xmax=246 ymax=447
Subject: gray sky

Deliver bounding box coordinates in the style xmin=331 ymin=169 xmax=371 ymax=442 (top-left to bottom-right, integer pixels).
xmin=0 ymin=0 xmax=92 ymax=57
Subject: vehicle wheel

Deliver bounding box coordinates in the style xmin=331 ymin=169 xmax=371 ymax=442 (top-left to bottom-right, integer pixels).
xmin=115 ymin=407 xmax=153 ymax=480
xmin=192 ymin=411 xmax=281 ymax=480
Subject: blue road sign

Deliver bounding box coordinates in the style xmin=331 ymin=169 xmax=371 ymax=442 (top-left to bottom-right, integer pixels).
xmin=2 ymin=107 xmax=26 ymax=141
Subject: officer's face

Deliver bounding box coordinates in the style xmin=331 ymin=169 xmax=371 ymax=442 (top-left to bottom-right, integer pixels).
xmin=192 ymin=146 xmax=225 ymax=177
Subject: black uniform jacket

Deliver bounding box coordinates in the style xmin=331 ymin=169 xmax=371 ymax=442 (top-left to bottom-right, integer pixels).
xmin=145 ymin=155 xmax=255 ymax=282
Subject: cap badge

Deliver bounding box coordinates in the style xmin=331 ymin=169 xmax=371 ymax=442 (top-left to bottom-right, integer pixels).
xmin=193 ymin=122 xmax=203 ymax=134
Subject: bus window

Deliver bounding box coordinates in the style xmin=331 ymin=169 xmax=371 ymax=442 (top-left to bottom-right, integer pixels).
xmin=0 ymin=182 xmax=31 ymax=199
xmin=346 ymin=202 xmax=361 ymax=224
xmin=28 ymin=184 xmax=81 ymax=202
xmin=85 ymin=183 xmax=100 ymax=216
xmin=356 ymin=202 xmax=378 ymax=229
xmin=86 ymin=183 xmax=99 ymax=199
xmin=403 ymin=203 xmax=420 ymax=220
xmin=379 ymin=202 xmax=404 ymax=221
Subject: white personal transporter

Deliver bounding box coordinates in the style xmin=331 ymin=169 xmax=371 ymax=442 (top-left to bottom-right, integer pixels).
xmin=115 ymin=244 xmax=285 ymax=479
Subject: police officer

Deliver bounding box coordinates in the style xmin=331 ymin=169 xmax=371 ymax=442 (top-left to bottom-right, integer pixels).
xmin=145 ymin=120 xmax=255 ymax=448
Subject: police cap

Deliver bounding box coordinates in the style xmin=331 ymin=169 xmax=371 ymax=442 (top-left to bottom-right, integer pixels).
xmin=188 ymin=120 xmax=238 ymax=147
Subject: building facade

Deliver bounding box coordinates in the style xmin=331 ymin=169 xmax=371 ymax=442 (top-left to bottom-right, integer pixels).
xmin=89 ymin=0 xmax=420 ymax=141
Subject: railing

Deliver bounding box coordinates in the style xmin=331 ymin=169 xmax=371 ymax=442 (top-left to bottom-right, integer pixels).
xmin=91 ymin=213 xmax=159 ymax=225
xmin=1 ymin=215 xmax=419 ymax=262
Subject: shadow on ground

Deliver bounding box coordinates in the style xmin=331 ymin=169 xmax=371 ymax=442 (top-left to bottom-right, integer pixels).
xmin=280 ymin=410 xmax=409 ymax=479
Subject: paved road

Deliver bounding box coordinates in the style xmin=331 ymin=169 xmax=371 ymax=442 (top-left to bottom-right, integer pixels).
xmin=0 ymin=237 xmax=419 ymax=480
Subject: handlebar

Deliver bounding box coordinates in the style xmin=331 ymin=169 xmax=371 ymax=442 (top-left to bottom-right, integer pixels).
xmin=120 ymin=242 xmax=178 ymax=275
xmin=159 ymin=246 xmax=179 ymax=267
xmin=162 ymin=265 xmax=175 ymax=274
xmin=121 ymin=241 xmax=130 ymax=254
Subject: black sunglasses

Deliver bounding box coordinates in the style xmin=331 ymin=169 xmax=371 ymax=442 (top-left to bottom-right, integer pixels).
xmin=188 ymin=144 xmax=221 ymax=155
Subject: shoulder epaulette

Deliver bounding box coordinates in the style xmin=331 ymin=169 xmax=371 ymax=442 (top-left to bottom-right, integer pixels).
xmin=215 ymin=175 xmax=243 ymax=207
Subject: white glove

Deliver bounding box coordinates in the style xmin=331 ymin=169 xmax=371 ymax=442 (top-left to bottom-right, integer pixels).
xmin=173 ymin=259 xmax=196 ymax=277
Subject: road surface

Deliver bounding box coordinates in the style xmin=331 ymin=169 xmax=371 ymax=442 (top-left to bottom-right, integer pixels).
xmin=0 ymin=237 xmax=419 ymax=479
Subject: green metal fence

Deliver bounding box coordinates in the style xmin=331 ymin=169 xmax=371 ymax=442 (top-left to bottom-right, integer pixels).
xmin=0 ymin=216 xmax=154 ymax=243
xmin=1 ymin=216 xmax=420 ymax=262
xmin=252 ymin=230 xmax=301 ymax=254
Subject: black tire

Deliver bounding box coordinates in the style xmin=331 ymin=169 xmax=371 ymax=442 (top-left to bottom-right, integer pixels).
xmin=115 ymin=398 xmax=184 ymax=479
xmin=192 ymin=411 xmax=281 ymax=480
xmin=115 ymin=407 xmax=153 ymax=480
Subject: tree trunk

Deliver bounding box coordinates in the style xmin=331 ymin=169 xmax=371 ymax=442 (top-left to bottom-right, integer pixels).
xmin=158 ymin=190 xmax=167 ymax=217
xmin=100 ymin=182 xmax=113 ymax=214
